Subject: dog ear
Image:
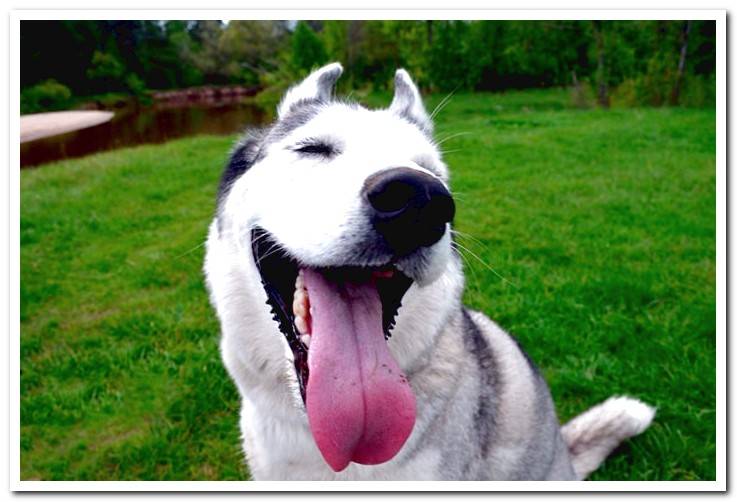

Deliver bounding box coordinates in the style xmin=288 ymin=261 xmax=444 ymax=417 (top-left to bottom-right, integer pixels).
xmin=277 ymin=62 xmax=343 ymax=118
xmin=389 ymin=69 xmax=433 ymax=136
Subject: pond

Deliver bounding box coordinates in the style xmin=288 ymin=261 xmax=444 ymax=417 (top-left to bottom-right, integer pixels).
xmin=20 ymin=97 xmax=270 ymax=168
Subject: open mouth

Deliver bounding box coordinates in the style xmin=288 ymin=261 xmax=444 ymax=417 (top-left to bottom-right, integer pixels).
xmin=251 ymin=227 xmax=417 ymax=471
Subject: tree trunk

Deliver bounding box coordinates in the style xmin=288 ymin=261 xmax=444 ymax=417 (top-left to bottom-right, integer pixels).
xmin=592 ymin=21 xmax=609 ymax=108
xmin=571 ymin=68 xmax=586 ymax=107
xmin=670 ymin=20 xmax=692 ymax=106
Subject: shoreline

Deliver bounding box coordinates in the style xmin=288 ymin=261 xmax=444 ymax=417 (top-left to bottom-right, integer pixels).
xmin=20 ymin=110 xmax=115 ymax=143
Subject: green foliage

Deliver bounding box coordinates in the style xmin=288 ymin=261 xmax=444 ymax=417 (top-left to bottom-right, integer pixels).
xmin=321 ymin=21 xmax=349 ymax=71
xmin=20 ymin=20 xmax=716 ymax=112
xmin=20 ymin=79 xmax=72 ymax=114
xmin=606 ymin=21 xmax=715 ymax=107
xmin=86 ymin=51 xmax=125 ymax=82
xmin=85 ymin=51 xmax=147 ymax=97
xmin=427 ymin=21 xmax=473 ymax=91
xmin=217 ymin=21 xmax=289 ymax=85
xmin=680 ymin=74 xmax=716 ymax=108
xmin=124 ymin=73 xmax=147 ymax=97
xmin=20 ymin=91 xmax=716 ymax=480
xmin=291 ymin=22 xmax=328 ymax=73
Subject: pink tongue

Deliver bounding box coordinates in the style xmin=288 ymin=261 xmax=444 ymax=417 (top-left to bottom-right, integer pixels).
xmin=303 ymin=268 xmax=416 ymax=472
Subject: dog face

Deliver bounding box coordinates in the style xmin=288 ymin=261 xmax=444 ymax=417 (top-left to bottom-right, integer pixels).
xmin=219 ymin=63 xmax=453 ymax=284
xmin=212 ymin=63 xmax=458 ymax=472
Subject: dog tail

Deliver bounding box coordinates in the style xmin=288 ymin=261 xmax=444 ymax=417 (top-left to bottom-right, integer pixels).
xmin=560 ymin=396 xmax=655 ymax=480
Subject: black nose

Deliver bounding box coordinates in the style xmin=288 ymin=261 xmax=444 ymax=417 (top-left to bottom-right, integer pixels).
xmin=363 ymin=167 xmax=455 ymax=255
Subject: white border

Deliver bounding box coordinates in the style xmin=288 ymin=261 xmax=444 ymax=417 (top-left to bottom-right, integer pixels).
xmin=10 ymin=480 xmax=726 ymax=491
xmin=11 ymin=9 xmax=726 ymax=20
xmin=714 ymin=5 xmax=726 ymax=496
xmin=9 ymin=8 xmax=726 ymax=493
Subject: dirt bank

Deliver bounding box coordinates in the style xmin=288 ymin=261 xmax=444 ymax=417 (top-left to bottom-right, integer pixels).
xmin=20 ymin=110 xmax=115 ymax=143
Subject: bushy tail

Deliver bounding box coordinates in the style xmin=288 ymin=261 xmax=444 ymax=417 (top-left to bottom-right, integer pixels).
xmin=561 ymin=396 xmax=655 ymax=480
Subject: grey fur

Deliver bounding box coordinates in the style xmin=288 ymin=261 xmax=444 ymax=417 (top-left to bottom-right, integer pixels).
xmin=461 ymin=309 xmax=498 ymax=460
xmin=390 ymin=70 xmax=433 ymax=137
xmin=392 ymin=304 xmax=577 ymax=480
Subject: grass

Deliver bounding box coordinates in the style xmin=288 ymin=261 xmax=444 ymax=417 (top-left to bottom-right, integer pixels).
xmin=20 ymin=88 xmax=716 ymax=481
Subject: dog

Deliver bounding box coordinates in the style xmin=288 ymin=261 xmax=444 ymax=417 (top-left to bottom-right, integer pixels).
xmin=204 ymin=63 xmax=655 ymax=481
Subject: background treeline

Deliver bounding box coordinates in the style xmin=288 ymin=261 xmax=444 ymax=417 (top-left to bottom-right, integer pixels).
xmin=20 ymin=20 xmax=716 ymax=113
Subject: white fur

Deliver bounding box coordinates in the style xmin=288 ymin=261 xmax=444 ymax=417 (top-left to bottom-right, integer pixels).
xmin=223 ymin=104 xmax=448 ymax=270
xmin=277 ymin=62 xmax=343 ymax=118
xmin=390 ymin=69 xmax=434 ymax=134
xmin=561 ymin=397 xmax=656 ymax=480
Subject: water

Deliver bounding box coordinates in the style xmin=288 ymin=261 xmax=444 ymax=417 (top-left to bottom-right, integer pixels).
xmin=20 ymin=97 xmax=269 ymax=168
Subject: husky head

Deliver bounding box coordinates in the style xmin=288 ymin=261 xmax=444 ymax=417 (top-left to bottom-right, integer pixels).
xmin=210 ymin=63 xmax=460 ymax=472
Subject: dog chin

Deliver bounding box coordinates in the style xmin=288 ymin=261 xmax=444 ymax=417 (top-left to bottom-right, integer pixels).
xmin=396 ymin=231 xmax=453 ymax=287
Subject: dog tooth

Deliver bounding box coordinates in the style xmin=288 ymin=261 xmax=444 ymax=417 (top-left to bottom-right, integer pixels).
xmin=295 ymin=270 xmax=304 ymax=290
xmin=295 ymin=315 xmax=308 ymax=335
xmin=293 ymin=297 xmax=307 ymax=318
xmin=300 ymin=334 xmax=311 ymax=349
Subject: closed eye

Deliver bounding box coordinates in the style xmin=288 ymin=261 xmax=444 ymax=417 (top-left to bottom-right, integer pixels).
xmin=292 ymin=141 xmax=336 ymax=157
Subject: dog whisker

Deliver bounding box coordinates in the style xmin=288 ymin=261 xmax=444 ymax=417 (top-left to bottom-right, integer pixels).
xmin=451 ymin=240 xmax=517 ymax=289
xmin=451 ymin=242 xmax=483 ymax=293
xmin=172 ymin=240 xmax=207 ymax=260
xmin=451 ymin=228 xmax=488 ymax=250
xmin=256 ymin=241 xmax=287 ymax=266
xmin=429 ymin=89 xmax=457 ymax=121
xmin=434 ymin=131 xmax=474 ymax=146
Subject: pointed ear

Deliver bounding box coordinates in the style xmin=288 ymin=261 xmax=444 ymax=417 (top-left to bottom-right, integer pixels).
xmin=277 ymin=62 xmax=343 ymax=118
xmin=389 ymin=69 xmax=432 ymax=135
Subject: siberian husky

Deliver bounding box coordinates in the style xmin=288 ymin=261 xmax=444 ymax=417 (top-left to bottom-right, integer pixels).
xmin=204 ymin=63 xmax=655 ymax=481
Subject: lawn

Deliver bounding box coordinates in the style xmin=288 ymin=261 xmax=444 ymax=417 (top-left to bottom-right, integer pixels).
xmin=20 ymin=89 xmax=716 ymax=481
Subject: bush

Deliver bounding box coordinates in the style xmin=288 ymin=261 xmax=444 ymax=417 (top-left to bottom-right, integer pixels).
xmin=609 ymin=78 xmax=639 ymax=107
xmin=124 ymin=73 xmax=147 ymax=97
xmin=20 ymin=79 xmax=73 ymax=114
xmin=679 ymin=74 xmax=716 ymax=108
xmin=611 ymin=70 xmax=716 ymax=108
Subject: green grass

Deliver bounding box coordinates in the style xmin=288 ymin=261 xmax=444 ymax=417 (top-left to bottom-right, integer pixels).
xmin=20 ymin=89 xmax=716 ymax=481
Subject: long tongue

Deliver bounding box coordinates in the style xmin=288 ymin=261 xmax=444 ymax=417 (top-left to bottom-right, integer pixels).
xmin=303 ymin=268 xmax=416 ymax=472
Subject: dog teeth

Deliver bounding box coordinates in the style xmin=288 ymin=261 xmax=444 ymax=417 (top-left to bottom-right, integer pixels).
xmin=293 ymin=291 xmax=307 ymax=318
xmin=295 ymin=315 xmax=309 ymax=336
xmin=294 ymin=269 xmax=312 ymax=340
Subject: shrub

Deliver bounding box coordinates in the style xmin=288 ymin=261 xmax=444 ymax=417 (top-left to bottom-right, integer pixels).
xmin=611 ymin=69 xmax=715 ymax=108
xmin=679 ymin=74 xmax=716 ymax=108
xmin=124 ymin=73 xmax=147 ymax=97
xmin=20 ymin=79 xmax=73 ymax=114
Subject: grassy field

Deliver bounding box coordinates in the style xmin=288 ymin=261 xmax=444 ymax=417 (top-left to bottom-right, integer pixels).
xmin=20 ymin=89 xmax=716 ymax=481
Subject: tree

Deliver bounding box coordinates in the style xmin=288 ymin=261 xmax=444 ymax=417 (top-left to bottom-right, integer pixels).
xmin=427 ymin=21 xmax=473 ymax=92
xmin=592 ymin=20 xmax=610 ymax=107
xmin=19 ymin=19 xmax=717 ymax=110
xmin=670 ymin=20 xmax=693 ymax=105
xmin=218 ymin=20 xmax=289 ymax=84
xmin=291 ymin=22 xmax=327 ymax=73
